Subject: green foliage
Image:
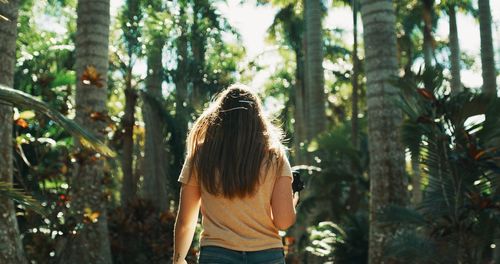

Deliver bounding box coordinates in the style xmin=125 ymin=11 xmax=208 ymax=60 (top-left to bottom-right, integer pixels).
xmin=0 ymin=181 xmax=45 ymax=215
xmin=299 ymin=121 xmax=369 ymax=223
xmin=382 ymin=66 xmax=500 ymax=263
xmin=384 ymin=229 xmax=437 ymax=263
xmin=306 ymin=221 xmax=345 ymax=259
xmin=333 ymin=213 xmax=368 ymax=264
xmin=108 ymin=199 xmax=187 ymax=264
xmin=0 ymin=84 xmax=115 ymax=157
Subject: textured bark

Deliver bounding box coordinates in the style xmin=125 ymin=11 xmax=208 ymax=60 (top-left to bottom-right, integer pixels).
xmin=478 ymin=0 xmax=497 ymax=95
xmin=142 ymin=36 xmax=170 ymax=212
xmin=191 ymin=0 xmax=207 ymax=109
xmin=120 ymin=0 xmax=141 ymax=206
xmin=59 ymin=0 xmax=112 ymax=262
xmin=293 ymin=48 xmax=307 ymax=164
xmin=0 ymin=1 xmax=28 ymax=263
xmin=351 ymin=0 xmax=360 ymax=148
xmin=176 ymin=6 xmax=189 ymax=137
xmin=360 ymin=0 xmax=407 ymax=263
xmin=120 ymin=74 xmax=137 ymax=205
xmin=304 ymin=0 xmax=326 ymax=140
xmin=448 ymin=4 xmax=462 ymax=94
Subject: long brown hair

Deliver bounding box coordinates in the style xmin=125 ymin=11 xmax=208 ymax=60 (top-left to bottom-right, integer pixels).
xmin=186 ymin=84 xmax=285 ymax=198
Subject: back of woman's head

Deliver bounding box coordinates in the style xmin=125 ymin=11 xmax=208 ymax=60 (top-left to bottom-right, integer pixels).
xmin=186 ymin=84 xmax=285 ymax=198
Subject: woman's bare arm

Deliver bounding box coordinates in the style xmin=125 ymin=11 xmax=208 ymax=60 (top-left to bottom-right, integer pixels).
xmin=271 ymin=176 xmax=297 ymax=230
xmin=173 ymin=184 xmax=201 ymax=264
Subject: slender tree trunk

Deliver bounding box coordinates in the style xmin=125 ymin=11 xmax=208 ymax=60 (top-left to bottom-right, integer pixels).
xmin=360 ymin=1 xmax=407 ymax=263
xmin=120 ymin=68 xmax=137 ymax=205
xmin=479 ymin=0 xmax=500 ymax=258
xmin=351 ymin=0 xmax=360 ymax=149
xmin=304 ymin=0 xmax=326 ymax=141
xmin=191 ymin=0 xmax=207 ymax=110
xmin=422 ymin=0 xmax=435 ymax=68
xmin=0 ymin=1 xmax=28 ymax=263
xmin=142 ymin=36 xmax=170 ymax=212
xmin=60 ymin=0 xmax=112 ymax=262
xmin=120 ymin=0 xmax=141 ymax=206
xmin=293 ymin=49 xmax=307 ymax=164
xmin=175 ymin=6 xmax=189 ymax=175
xmin=478 ymin=0 xmax=497 ymax=95
xmin=448 ymin=4 xmax=462 ymax=94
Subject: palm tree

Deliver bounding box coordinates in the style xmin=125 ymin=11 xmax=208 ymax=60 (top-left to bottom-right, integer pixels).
xmin=118 ymin=0 xmax=142 ymax=206
xmin=142 ymin=33 xmax=170 ymax=212
xmin=447 ymin=2 xmax=462 ymax=93
xmin=304 ymin=0 xmax=326 ymax=141
xmin=267 ymin=3 xmax=307 ymax=163
xmin=360 ymin=0 xmax=407 ymax=263
xmin=59 ymin=0 xmax=113 ymax=262
xmin=0 ymin=0 xmax=28 ymax=263
xmin=478 ymin=0 xmax=497 ymax=95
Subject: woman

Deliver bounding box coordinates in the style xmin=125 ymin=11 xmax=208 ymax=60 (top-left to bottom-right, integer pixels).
xmin=173 ymin=84 xmax=298 ymax=264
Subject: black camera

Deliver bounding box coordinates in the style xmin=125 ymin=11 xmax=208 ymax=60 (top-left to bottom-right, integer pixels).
xmin=292 ymin=170 xmax=305 ymax=193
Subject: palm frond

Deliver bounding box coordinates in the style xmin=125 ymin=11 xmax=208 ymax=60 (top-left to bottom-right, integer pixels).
xmin=379 ymin=205 xmax=428 ymax=227
xmin=384 ymin=229 xmax=437 ymax=263
xmin=0 ymin=181 xmax=46 ymax=216
xmin=0 ymin=84 xmax=115 ymax=157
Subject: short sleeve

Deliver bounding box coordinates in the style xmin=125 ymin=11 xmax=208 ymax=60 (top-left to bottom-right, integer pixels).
xmin=178 ymin=158 xmax=199 ymax=186
xmin=279 ymin=157 xmax=293 ymax=181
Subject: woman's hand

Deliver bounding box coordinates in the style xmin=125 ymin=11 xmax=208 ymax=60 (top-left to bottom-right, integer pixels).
xmin=173 ymin=259 xmax=187 ymax=264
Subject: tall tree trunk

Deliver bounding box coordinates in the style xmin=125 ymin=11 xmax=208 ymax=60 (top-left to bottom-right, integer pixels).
xmin=478 ymin=0 xmax=497 ymax=95
xmin=142 ymin=36 xmax=170 ymax=212
xmin=120 ymin=0 xmax=141 ymax=206
xmin=120 ymin=69 xmax=137 ymax=205
xmin=293 ymin=48 xmax=307 ymax=164
xmin=422 ymin=0 xmax=435 ymax=68
xmin=360 ymin=1 xmax=407 ymax=263
xmin=60 ymin=0 xmax=112 ymax=262
xmin=175 ymin=6 xmax=189 ymax=174
xmin=351 ymin=0 xmax=360 ymax=149
xmin=304 ymin=0 xmax=326 ymax=141
xmin=448 ymin=4 xmax=462 ymax=94
xmin=191 ymin=0 xmax=207 ymax=110
xmin=0 ymin=1 xmax=28 ymax=263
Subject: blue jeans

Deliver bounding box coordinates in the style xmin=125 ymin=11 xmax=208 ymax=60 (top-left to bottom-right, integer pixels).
xmin=198 ymin=246 xmax=285 ymax=264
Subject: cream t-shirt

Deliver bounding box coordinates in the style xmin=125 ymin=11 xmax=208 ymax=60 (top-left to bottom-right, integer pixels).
xmin=178 ymin=156 xmax=293 ymax=251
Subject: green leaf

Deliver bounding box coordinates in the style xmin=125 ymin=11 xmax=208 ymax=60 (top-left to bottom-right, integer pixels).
xmin=379 ymin=205 xmax=428 ymax=227
xmin=0 ymin=84 xmax=116 ymax=157
xmin=50 ymin=71 xmax=76 ymax=88
xmin=0 ymin=181 xmax=46 ymax=216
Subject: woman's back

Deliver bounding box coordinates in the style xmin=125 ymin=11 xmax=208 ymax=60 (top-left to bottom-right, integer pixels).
xmin=178 ymin=156 xmax=293 ymax=251
xmin=173 ymin=84 xmax=296 ymax=264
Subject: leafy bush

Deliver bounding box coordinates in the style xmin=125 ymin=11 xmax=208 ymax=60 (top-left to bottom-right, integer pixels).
xmin=381 ymin=66 xmax=500 ymax=263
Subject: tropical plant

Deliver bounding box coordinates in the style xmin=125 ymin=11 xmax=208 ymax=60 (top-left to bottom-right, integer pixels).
xmin=0 ymin=85 xmax=115 ymax=156
xmin=0 ymin=83 xmax=115 ymax=220
xmin=360 ymin=0 xmax=407 ymax=262
xmin=381 ymin=66 xmax=500 ymax=263
xmin=58 ymin=0 xmax=114 ymax=261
